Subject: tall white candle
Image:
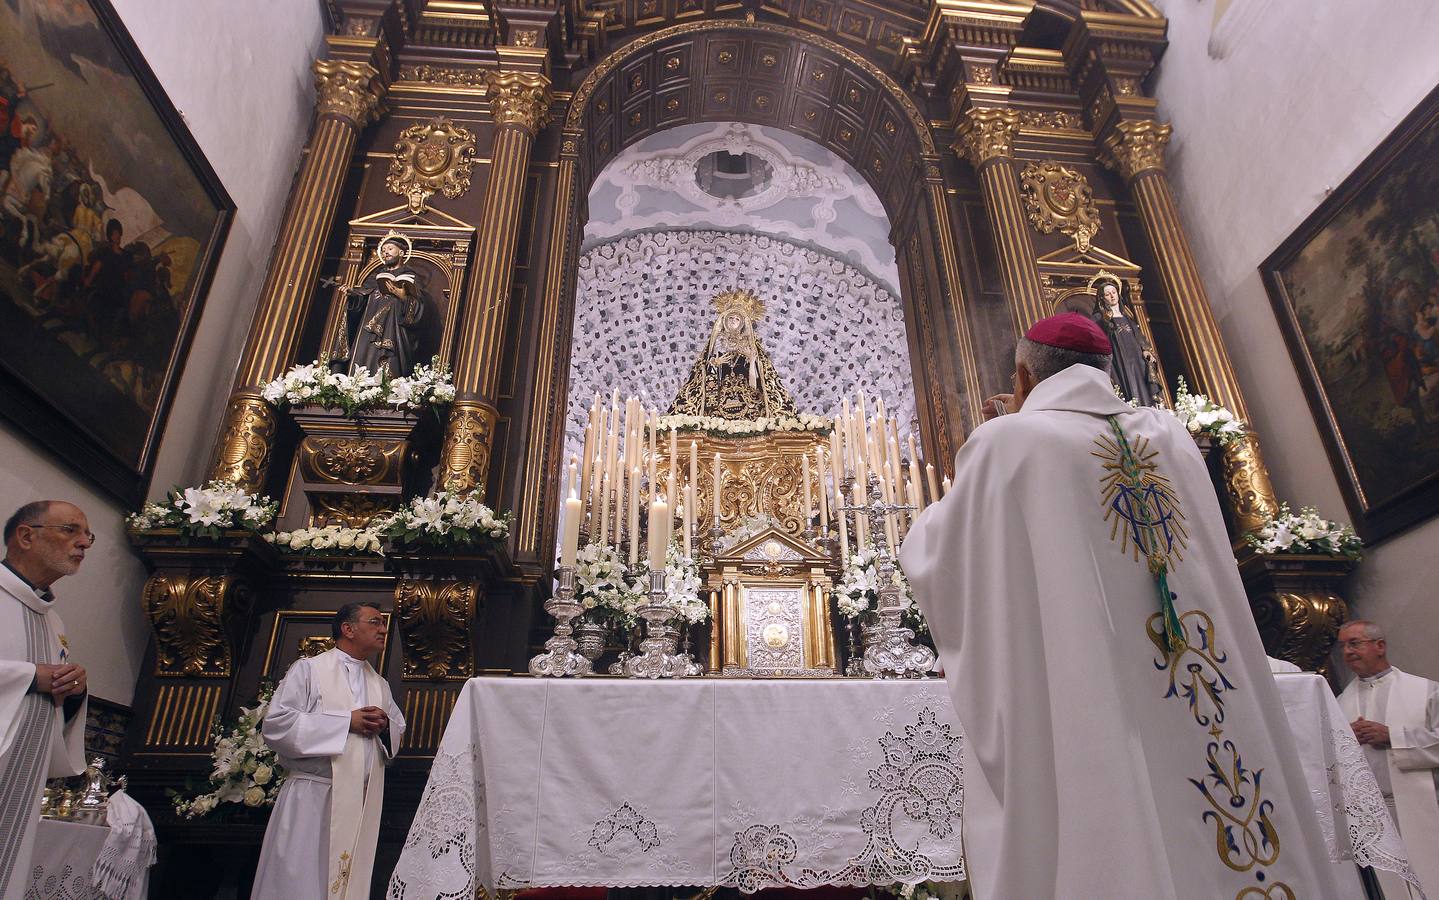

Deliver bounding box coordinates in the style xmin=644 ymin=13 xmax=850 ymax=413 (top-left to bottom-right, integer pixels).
xmin=648 ymin=495 xmax=670 ymax=570
xmin=926 ymin=463 xmax=940 ymax=506
xmin=942 ymin=476 xmax=952 ymax=497
xmin=598 ymin=472 xmax=611 ymax=546
xmin=683 ymin=483 xmax=694 ymax=558
xmin=907 ymin=435 xmax=923 ymax=512
xmin=648 ymin=410 xmax=658 ymax=489
xmin=689 ymin=440 xmax=698 ymax=490
xmin=712 ymin=452 xmax=722 ymax=524
xmin=629 ymin=465 xmax=641 ymax=566
xmin=561 ymin=464 xmax=582 ymax=568
xmin=802 ymin=453 xmax=813 ymax=527
xmin=852 ymin=482 xmax=867 ymax=546
xmin=668 ymin=428 xmax=677 ymax=505
xmin=816 ymin=448 xmax=829 ymax=532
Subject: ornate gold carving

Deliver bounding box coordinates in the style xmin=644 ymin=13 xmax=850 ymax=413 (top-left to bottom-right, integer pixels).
xmin=313 ymin=58 xmax=383 ymax=128
xmin=562 ymin=20 xmax=938 ymax=156
xmin=400 ymin=65 xmax=488 ymax=87
xmin=143 ymin=574 xmax=243 ymax=677
xmin=1100 ymin=119 xmax=1173 ymax=182
xmin=300 ymin=437 xmax=405 ymax=486
xmin=395 ymin=578 xmax=477 ymax=680
xmin=953 ymin=108 xmax=1020 ymax=167
xmin=344 ymin=15 xmax=377 ymax=37
xmin=513 ymin=28 xmax=539 ymax=47
xmin=968 ymin=64 xmax=994 ymax=85
xmin=386 ymin=118 xmax=477 ymax=214
xmin=1114 ymin=77 xmax=1140 ymax=96
xmin=1019 ymin=162 xmax=1102 ymax=252
xmin=486 ymin=71 xmax=553 ymax=135
xmin=1250 ymin=590 xmax=1348 ymax=675
xmin=299 ymin=636 xmax=336 ymax=657
xmin=439 ymin=401 xmax=498 ymax=497
xmin=310 ymin=494 xmax=398 ymax=528
xmin=1219 ymin=433 xmax=1281 ymax=535
xmin=1018 ymin=109 xmax=1083 ymax=131
xmin=210 ymin=394 xmax=277 ymax=492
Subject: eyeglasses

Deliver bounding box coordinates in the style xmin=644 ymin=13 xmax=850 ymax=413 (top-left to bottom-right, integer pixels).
xmin=356 ymin=617 xmax=386 ymax=628
xmin=1337 ymin=639 xmax=1379 ymax=649
xmin=26 ymin=524 xmax=96 ymax=543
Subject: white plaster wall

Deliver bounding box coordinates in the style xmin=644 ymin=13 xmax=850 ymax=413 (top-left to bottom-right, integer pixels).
xmin=1152 ymin=0 xmax=1439 ymax=679
xmin=0 ymin=0 xmax=322 ymax=704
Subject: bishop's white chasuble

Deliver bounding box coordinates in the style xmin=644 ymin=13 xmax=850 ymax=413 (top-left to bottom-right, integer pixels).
xmin=252 ymin=648 xmax=404 ymax=900
xmin=900 ymin=364 xmax=1340 ymax=900
xmin=0 ymin=564 xmax=87 ymax=900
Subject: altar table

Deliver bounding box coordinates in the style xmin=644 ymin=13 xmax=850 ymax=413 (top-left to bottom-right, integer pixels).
xmin=388 ymin=674 xmax=1420 ymax=899
xmin=26 ymin=819 xmax=109 ymax=900
xmin=387 ymin=678 xmax=967 ymax=897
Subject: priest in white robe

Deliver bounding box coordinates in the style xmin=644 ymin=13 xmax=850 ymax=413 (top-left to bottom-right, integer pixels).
xmin=0 ymin=501 xmax=92 ymax=900
xmin=900 ymin=313 xmax=1340 ymax=900
xmin=252 ymin=601 xmax=404 ymax=900
xmin=1337 ymin=618 xmax=1439 ymax=899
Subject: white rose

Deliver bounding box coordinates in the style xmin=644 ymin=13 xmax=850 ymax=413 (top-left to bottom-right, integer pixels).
xmin=243 ymin=786 xmax=266 ymax=807
xmin=337 ymin=530 xmax=356 ymax=549
xmin=253 ymin=764 xmax=273 ymax=785
xmin=291 ymin=531 xmax=312 ymax=549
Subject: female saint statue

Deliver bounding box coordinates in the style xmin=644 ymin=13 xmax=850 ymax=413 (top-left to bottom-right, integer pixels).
xmin=331 ymin=232 xmax=426 ymax=378
xmin=668 ymin=289 xmax=798 ymax=420
xmin=1090 ymin=272 xmax=1163 ymax=407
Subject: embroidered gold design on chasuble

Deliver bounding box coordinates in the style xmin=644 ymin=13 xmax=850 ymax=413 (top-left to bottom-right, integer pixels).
xmin=1097 ymin=416 xmax=1291 ymax=898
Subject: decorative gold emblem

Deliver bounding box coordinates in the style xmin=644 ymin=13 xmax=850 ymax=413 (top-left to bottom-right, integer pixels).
xmin=386 ymin=118 xmax=477 ymax=214
xmin=299 ymin=636 xmax=335 ymax=657
xmin=1219 ymin=435 xmax=1281 ymax=535
xmin=312 ymin=59 xmax=384 ymax=128
xmin=395 ymin=578 xmax=478 ymax=680
xmin=439 ymin=401 xmax=498 ymax=498
xmin=953 ymin=108 xmax=1020 ymax=167
xmin=1100 ymin=119 xmax=1173 ymax=181
xmin=1019 ymin=162 xmax=1101 ymax=252
xmin=210 ymin=394 xmax=277 ymax=495
xmin=1094 ymin=426 xmax=1188 ymax=570
xmin=143 ymin=574 xmax=243 ymax=677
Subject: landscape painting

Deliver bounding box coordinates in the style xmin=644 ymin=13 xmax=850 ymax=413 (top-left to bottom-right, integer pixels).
xmin=0 ymin=0 xmax=232 ymax=502
xmin=1263 ymin=85 xmax=1439 ymax=543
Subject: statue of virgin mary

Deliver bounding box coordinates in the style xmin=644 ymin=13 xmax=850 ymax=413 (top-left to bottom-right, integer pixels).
xmin=668 ymin=290 xmax=798 ymax=420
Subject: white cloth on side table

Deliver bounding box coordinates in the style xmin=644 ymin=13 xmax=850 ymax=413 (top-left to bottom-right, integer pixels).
xmin=0 ymin=564 xmax=88 ymax=900
xmin=25 ymin=819 xmax=107 ymax=900
xmin=93 ymin=789 xmax=157 ymax=900
xmin=899 ymin=364 xmax=1342 ymax=900
xmin=1339 ymin=666 xmax=1439 ymax=899
xmin=1273 ymin=672 xmax=1423 ymax=897
xmin=251 ymin=648 xmax=404 ymax=900
xmin=387 ymin=678 xmax=965 ymax=898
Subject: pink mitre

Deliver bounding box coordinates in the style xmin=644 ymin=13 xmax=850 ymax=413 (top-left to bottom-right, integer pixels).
xmin=1023 ymin=312 xmax=1111 ymax=355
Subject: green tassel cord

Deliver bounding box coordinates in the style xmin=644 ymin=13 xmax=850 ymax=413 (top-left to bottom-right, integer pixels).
xmin=1106 ymin=416 xmax=1186 ymax=653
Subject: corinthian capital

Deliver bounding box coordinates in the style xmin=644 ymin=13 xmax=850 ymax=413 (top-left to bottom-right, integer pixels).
xmin=1100 ymin=119 xmax=1173 ymax=181
xmin=313 ymin=59 xmax=384 ymax=127
xmin=953 ymin=108 xmax=1021 ymax=168
xmin=486 ymin=71 xmax=554 ymax=136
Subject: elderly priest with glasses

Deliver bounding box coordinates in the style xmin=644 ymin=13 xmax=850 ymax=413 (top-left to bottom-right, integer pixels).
xmin=251 ymin=602 xmax=405 ymax=900
xmin=900 ymin=313 xmax=1343 ymax=899
xmin=0 ymin=501 xmax=93 ymax=900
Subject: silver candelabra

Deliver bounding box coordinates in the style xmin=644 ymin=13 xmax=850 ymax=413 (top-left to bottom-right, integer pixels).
xmin=528 ymin=566 xmax=591 ymax=677
xmin=623 ymin=568 xmax=690 ymax=679
xmin=841 ymin=472 xmax=935 ymax=679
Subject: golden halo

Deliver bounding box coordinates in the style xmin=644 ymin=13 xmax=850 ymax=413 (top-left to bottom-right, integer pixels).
xmin=376 ymin=230 xmax=413 ymax=265
xmin=713 ymin=289 xmax=765 ymax=322
xmin=1087 ymin=269 xmax=1123 ymax=298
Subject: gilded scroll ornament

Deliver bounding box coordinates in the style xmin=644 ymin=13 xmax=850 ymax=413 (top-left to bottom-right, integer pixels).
xmin=1249 ymin=589 xmax=1348 ymax=675
xmin=485 ymin=71 xmax=553 ymax=136
xmin=1100 ymin=119 xmax=1173 ymax=182
xmin=300 ymin=437 xmax=403 ymax=486
xmin=395 ymin=578 xmax=477 ymax=680
xmin=143 ymin=574 xmax=241 ymax=677
xmin=1019 ymin=162 xmax=1101 ymax=252
xmin=310 ymin=494 xmax=398 ymax=528
xmin=953 ymin=108 xmax=1020 ymax=167
xmin=386 ymin=118 xmax=477 ymax=214
xmin=439 ymin=401 xmax=497 ymax=497
xmin=211 ymin=394 xmax=277 ymax=493
xmin=312 ymin=58 xmax=384 ymax=128
xmin=1219 ymin=434 xmax=1282 ymax=535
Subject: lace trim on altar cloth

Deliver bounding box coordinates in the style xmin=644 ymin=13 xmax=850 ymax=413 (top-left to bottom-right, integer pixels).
xmin=721 ymin=707 xmax=965 ymax=892
xmin=387 ymin=747 xmax=483 ymax=900
xmin=1325 ymin=725 xmax=1422 ymax=890
xmin=24 ymin=863 xmax=93 ymax=900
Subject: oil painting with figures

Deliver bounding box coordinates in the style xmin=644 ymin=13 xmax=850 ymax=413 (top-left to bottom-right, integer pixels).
xmin=1265 ymin=88 xmax=1439 ymax=541
xmin=0 ymin=0 xmax=230 ymax=500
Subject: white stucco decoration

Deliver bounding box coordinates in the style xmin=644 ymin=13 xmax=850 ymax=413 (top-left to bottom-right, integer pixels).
xmin=562 ymin=229 xmax=917 ymax=466
xmin=583 ymin=122 xmax=899 ymax=294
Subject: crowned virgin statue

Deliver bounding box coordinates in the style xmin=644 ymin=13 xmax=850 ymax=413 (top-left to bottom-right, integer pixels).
xmin=1090 ymin=271 xmax=1163 ymax=407
xmin=668 ymin=290 xmax=798 ymax=420
xmin=330 ymin=232 xmax=426 ymax=378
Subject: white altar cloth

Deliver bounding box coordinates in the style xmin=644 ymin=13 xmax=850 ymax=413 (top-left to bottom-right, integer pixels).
xmin=387 ymin=678 xmax=966 ymax=897
xmin=1274 ymin=672 xmax=1422 ymax=895
xmin=26 ymin=819 xmax=109 ymax=900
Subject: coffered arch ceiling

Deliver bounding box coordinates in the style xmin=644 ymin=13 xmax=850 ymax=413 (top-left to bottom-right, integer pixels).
xmin=566 ymin=20 xmax=937 ymax=231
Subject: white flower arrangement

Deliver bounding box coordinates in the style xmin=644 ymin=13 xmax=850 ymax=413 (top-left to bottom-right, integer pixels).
xmin=1172 ymin=376 xmax=1246 ymax=446
xmin=372 ymin=490 xmax=510 ymax=550
xmin=655 ymin=412 xmax=832 ymax=439
xmin=832 ymin=545 xmax=924 ymax=635
xmin=573 ymin=542 xmax=644 ymax=625
xmin=665 ymin=544 xmax=709 ymax=625
xmin=127 ymin=480 xmax=277 ymax=539
xmin=170 ymin=684 xmax=284 ymax=819
xmin=265 ymin=525 xmax=384 ymax=556
xmin=1246 ymin=503 xmax=1363 ymax=560
xmin=894 ymin=880 xmax=945 ymax=900
xmin=261 ymin=356 xmax=455 ymax=416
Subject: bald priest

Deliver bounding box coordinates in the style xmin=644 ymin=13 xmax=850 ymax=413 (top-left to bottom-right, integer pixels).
xmin=900 ymin=314 xmax=1341 ymax=899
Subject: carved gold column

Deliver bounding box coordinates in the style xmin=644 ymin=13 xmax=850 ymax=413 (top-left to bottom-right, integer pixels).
xmin=954 ymin=108 xmax=1049 ymax=332
xmin=1101 ymin=120 xmax=1280 ymax=534
xmin=210 ymin=58 xmax=384 ymax=491
xmin=441 ymin=71 xmax=553 ymax=496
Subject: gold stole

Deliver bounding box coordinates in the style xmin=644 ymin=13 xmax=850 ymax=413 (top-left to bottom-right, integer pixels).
xmin=314 ymin=650 xmax=387 ymax=899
